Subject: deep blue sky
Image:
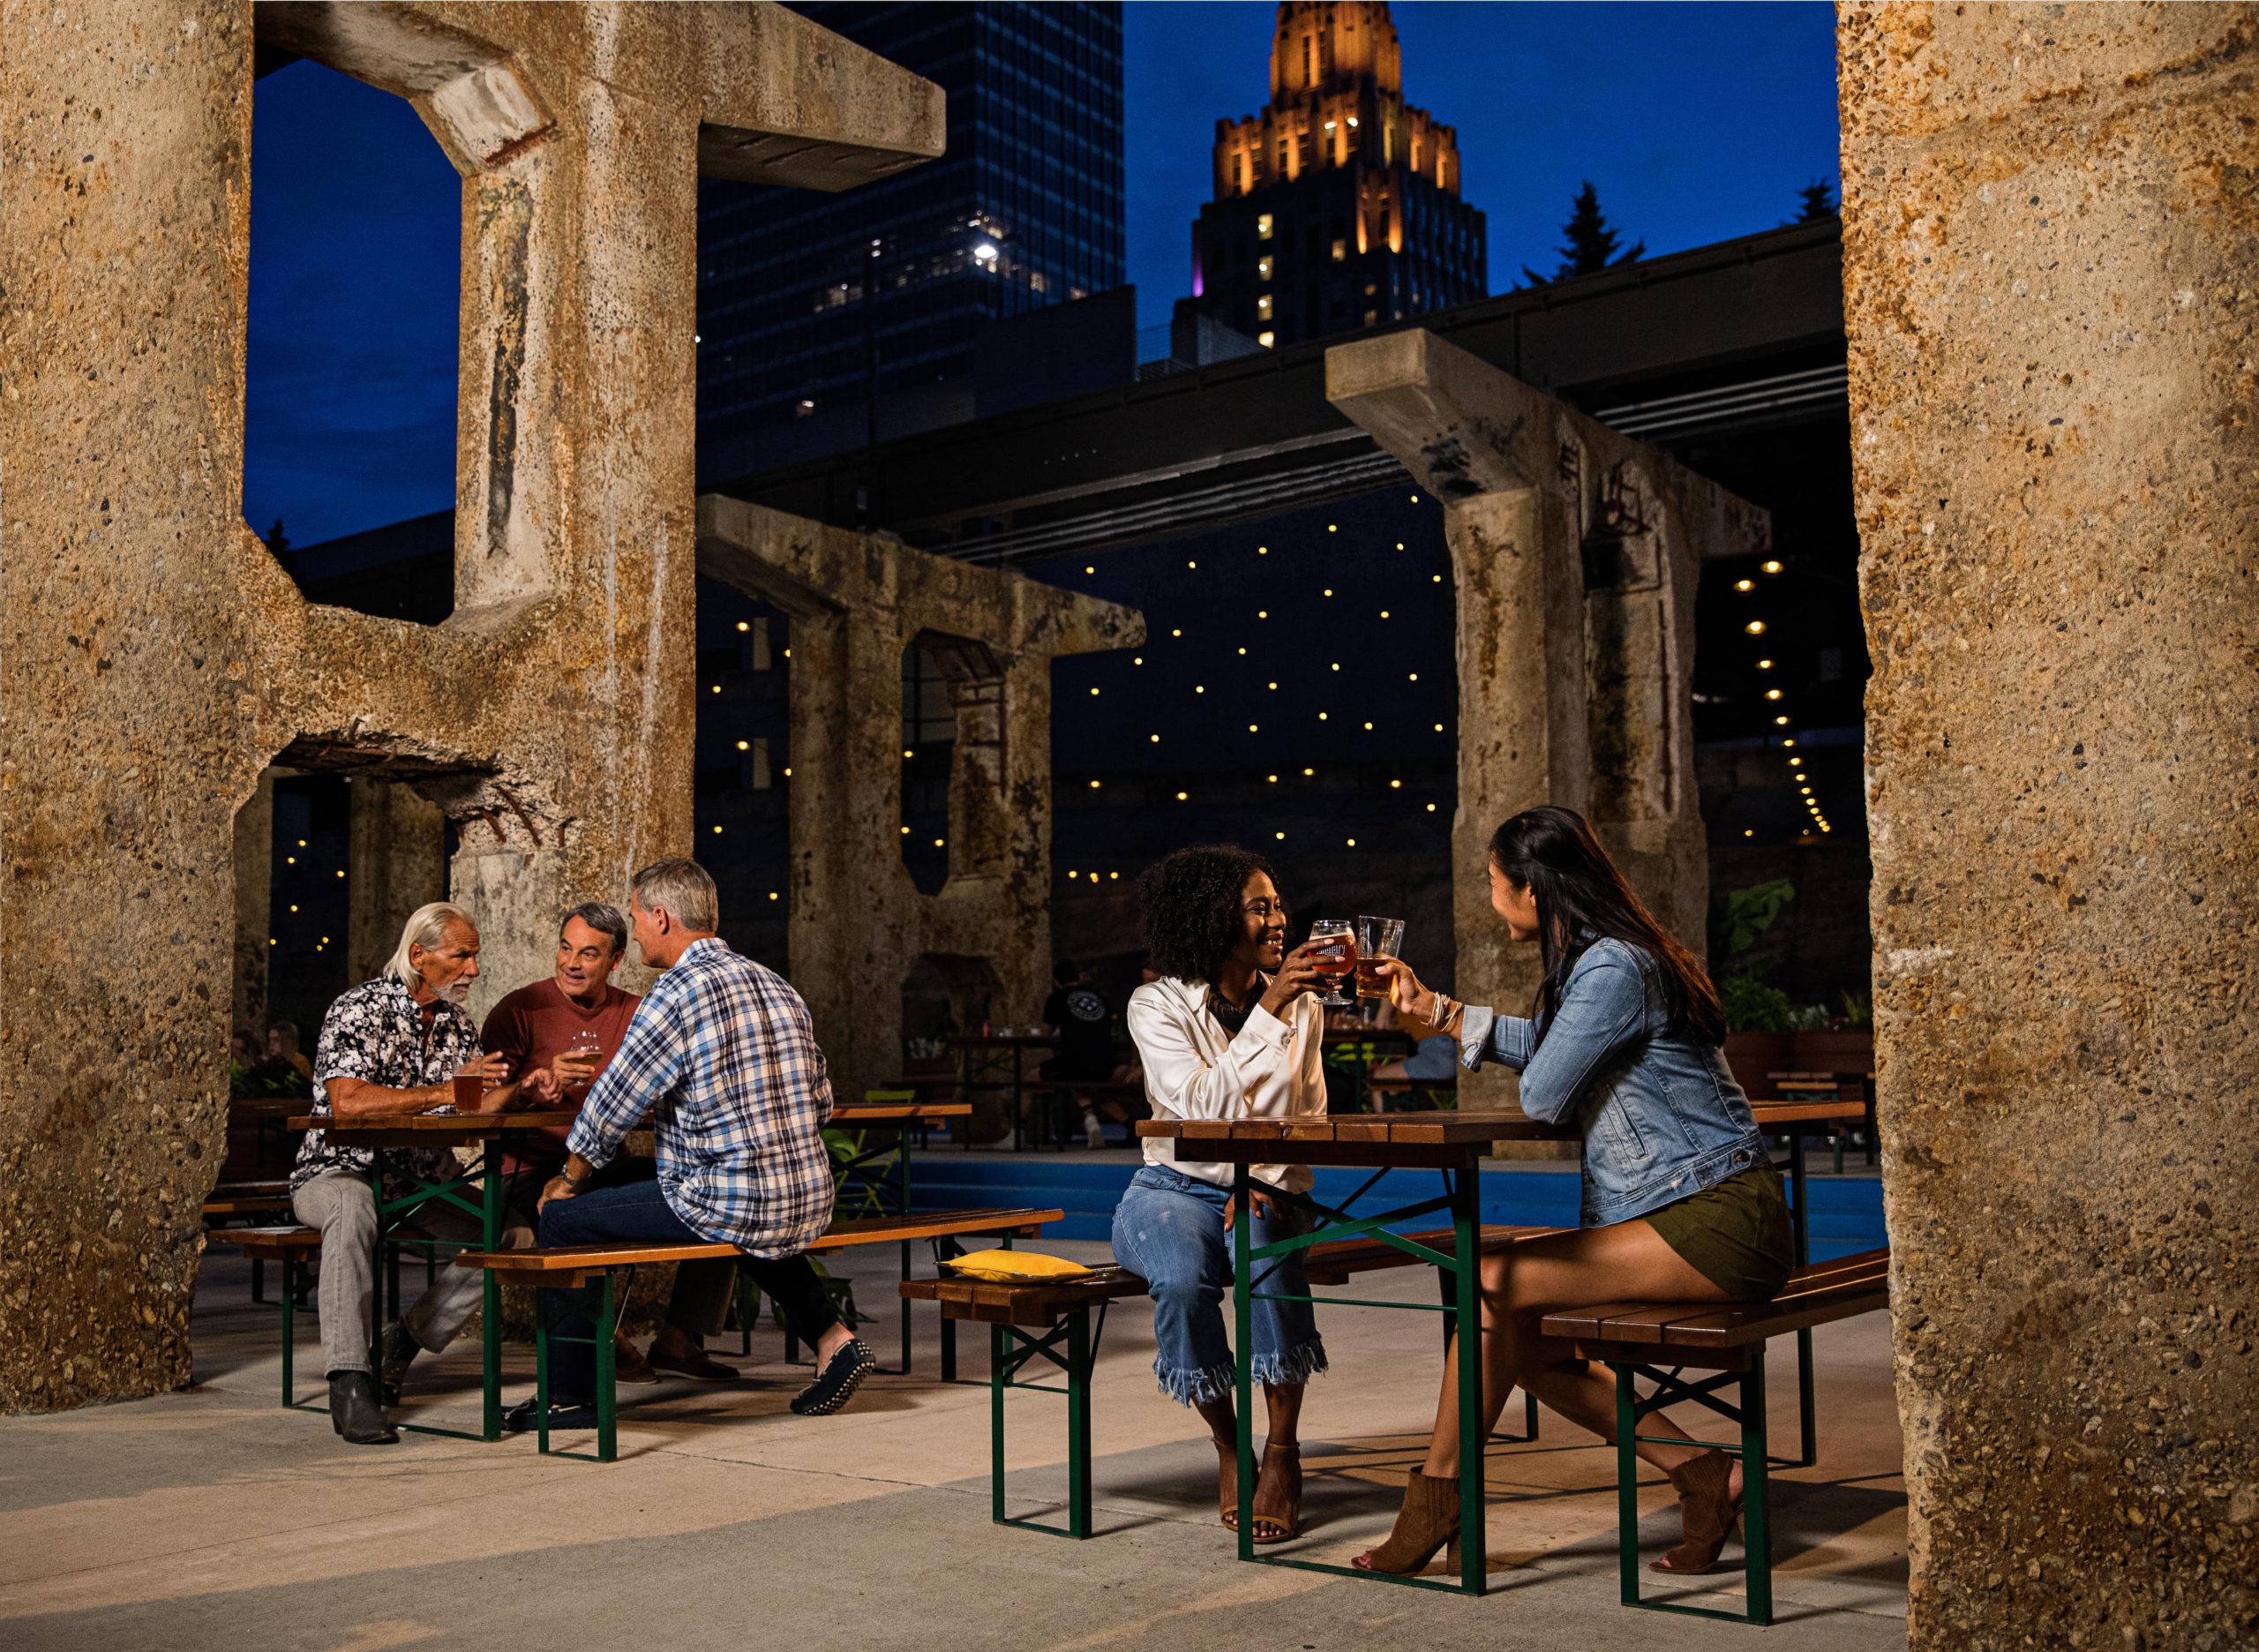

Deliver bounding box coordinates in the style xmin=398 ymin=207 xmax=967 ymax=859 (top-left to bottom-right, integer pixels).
xmin=244 ymin=2 xmax=1841 ymax=545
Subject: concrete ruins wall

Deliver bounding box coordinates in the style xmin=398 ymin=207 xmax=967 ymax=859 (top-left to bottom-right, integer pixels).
xmin=696 ymin=496 xmax=1144 ymax=1124
xmin=1838 ymin=4 xmax=2259 ymax=1644
xmin=1327 ymin=330 xmax=1767 ymax=1114
xmin=0 ymin=1 xmax=942 ymax=1412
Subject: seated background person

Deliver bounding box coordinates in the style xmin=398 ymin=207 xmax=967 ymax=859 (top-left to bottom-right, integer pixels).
xmin=514 ymin=859 xmax=874 ymax=1430
xmin=483 ymin=903 xmax=740 ymax=1385
xmin=289 ymin=901 xmax=552 ymax=1446
xmin=1039 ymin=957 xmax=1122 ymax=1147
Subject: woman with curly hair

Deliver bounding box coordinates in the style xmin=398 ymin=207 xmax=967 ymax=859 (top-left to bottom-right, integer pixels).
xmin=1114 ymin=843 xmax=1332 ymax=1543
xmin=1354 ymin=805 xmax=1790 ymax=1578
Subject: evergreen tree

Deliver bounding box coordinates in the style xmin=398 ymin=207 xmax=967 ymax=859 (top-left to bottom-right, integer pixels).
xmin=1520 ymin=181 xmax=1644 ymax=286
xmin=264 ymin=517 xmax=291 ymax=556
xmin=1794 ymin=178 xmax=1837 ymax=222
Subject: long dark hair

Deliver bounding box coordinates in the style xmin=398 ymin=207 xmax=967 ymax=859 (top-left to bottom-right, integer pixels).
xmin=1137 ymin=844 xmax=1278 ymax=984
xmin=1488 ymin=806 xmax=1725 ymax=1046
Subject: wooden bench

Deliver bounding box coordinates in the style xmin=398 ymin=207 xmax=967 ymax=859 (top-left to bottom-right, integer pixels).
xmin=202 ymin=1182 xmax=299 ymax=1303
xmin=902 ymin=1266 xmax=1151 ymax=1537
xmin=457 ymin=1205 xmax=1065 ymax=1460
xmin=899 ymin=1222 xmax=1573 ymax=1537
xmin=1539 ymin=1245 xmax=1891 ymax=1626
xmin=221 ymin=1224 xmax=439 ymax=1406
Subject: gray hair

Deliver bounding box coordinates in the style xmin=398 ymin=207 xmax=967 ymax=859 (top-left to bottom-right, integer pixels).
xmin=385 ymin=900 xmax=474 ymax=987
xmin=560 ymin=901 xmax=628 ymax=956
xmin=630 ymin=858 xmax=718 ymax=935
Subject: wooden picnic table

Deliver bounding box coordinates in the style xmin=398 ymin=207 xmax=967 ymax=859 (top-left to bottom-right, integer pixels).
xmin=1139 ymin=1097 xmax=1867 ymax=1589
xmin=289 ymin=1108 xmax=581 ymax=1440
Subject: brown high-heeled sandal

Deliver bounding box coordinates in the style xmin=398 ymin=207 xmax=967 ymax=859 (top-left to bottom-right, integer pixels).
xmin=1352 ymin=1467 xmax=1462 ymax=1573
xmin=1652 ymin=1450 xmax=1743 ymax=1573
xmin=1249 ymin=1440 xmax=1302 ymax=1543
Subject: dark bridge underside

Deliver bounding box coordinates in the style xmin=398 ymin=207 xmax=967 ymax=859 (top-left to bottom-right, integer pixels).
xmin=706 ymin=221 xmax=1847 ymax=566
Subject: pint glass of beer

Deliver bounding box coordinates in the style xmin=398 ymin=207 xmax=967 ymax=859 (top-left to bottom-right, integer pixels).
xmin=1355 ymin=916 xmax=1406 ymax=1000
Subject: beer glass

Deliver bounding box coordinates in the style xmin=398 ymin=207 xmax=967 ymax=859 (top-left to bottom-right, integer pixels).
xmin=1308 ymin=918 xmax=1356 ymax=1007
xmin=566 ymin=1029 xmax=603 ymax=1096
xmin=1355 ymin=916 xmax=1406 ymax=1001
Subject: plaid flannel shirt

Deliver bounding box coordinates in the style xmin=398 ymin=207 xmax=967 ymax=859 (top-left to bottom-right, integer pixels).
xmin=565 ymin=937 xmax=835 ymax=1258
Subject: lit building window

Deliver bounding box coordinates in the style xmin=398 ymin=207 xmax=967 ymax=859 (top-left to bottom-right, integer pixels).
xmin=1257 ymin=213 xmax=1273 ymax=240
xmin=1257 ymin=255 xmax=1273 ymax=281
xmin=1257 ymin=294 xmax=1272 ymax=320
xmin=1332 ymin=238 xmax=1347 ymax=262
xmin=1258 ymin=330 xmax=1275 ymax=348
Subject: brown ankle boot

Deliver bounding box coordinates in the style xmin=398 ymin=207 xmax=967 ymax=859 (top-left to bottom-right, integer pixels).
xmin=1353 ymin=1467 xmax=1462 ymax=1574
xmin=1653 ymin=1450 xmax=1742 ymax=1573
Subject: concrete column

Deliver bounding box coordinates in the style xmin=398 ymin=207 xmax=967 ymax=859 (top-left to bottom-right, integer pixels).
xmin=1327 ymin=329 xmax=1760 ymax=1113
xmin=0 ymin=1 xmax=942 ymax=1413
xmin=346 ymin=779 xmax=447 ymax=987
xmin=231 ymin=770 xmax=275 ymax=1040
xmin=1838 ymin=4 xmax=2259 ymax=1642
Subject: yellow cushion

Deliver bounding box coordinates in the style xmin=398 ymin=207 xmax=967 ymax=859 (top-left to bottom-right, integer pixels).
xmin=942 ymin=1250 xmax=1095 ymax=1283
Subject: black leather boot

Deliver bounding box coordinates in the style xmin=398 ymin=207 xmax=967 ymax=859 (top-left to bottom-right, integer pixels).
xmin=377 ymin=1320 xmax=419 ymax=1407
xmin=329 ymin=1370 xmax=399 ymax=1445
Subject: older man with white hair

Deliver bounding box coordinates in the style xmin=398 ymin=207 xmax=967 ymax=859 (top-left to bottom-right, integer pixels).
xmin=289 ymin=900 xmax=553 ymax=1445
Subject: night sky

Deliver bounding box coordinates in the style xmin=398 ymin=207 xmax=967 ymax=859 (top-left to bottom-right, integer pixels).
xmin=242 ymin=1 xmax=1841 ymax=544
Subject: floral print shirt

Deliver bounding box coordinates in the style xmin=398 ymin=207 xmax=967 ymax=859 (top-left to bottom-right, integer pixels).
xmin=289 ymin=978 xmax=482 ymax=1194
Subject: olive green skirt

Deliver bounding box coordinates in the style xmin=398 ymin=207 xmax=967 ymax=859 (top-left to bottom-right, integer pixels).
xmin=1644 ymin=1162 xmax=1794 ymax=1301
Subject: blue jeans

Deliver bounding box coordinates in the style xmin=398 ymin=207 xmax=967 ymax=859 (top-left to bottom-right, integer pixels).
xmin=1111 ymin=1165 xmax=1326 ymax=1407
xmin=537 ymin=1178 xmax=837 ymax=1402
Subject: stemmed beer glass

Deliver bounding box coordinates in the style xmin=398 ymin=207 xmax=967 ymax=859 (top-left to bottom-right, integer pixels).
xmin=1308 ymin=918 xmax=1357 ymax=1007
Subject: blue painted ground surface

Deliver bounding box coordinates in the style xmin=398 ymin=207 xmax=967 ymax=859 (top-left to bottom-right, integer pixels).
xmin=909 ymin=1153 xmax=1887 ymax=1258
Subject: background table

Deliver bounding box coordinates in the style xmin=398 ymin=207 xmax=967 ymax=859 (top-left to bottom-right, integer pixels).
xmin=949 ymin=1036 xmax=1060 ymax=1150
xmin=290 ymin=1108 xmax=579 ymax=1439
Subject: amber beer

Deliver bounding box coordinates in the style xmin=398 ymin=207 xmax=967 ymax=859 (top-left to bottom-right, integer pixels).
xmin=1355 ymin=915 xmax=1406 ymax=999
xmin=1308 ymin=918 xmax=1357 ymax=1006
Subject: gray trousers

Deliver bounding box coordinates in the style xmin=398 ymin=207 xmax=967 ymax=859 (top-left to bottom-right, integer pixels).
xmin=291 ymin=1170 xmax=533 ymax=1377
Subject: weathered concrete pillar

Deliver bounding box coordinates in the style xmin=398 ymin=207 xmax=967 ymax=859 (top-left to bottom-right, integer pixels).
xmin=231 ymin=770 xmax=277 ymax=1040
xmin=1838 ymin=5 xmax=2259 ymax=1643
xmin=696 ymin=496 xmax=1143 ymax=1116
xmin=345 ymin=779 xmax=448 ymax=986
xmin=0 ymin=0 xmax=942 ymax=1412
xmin=1327 ymin=329 xmax=1766 ymax=1110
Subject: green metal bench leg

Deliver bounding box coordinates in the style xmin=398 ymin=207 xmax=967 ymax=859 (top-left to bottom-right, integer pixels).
xmin=535 ymin=1290 xmax=552 ymax=1455
xmin=1438 ymin=1262 xmax=1538 ymax=1443
xmin=990 ymin=1324 xmax=1009 ymax=1525
xmin=597 ymin=1270 xmax=619 ymax=1464
xmin=1741 ymin=1352 xmax=1774 ymax=1624
xmin=1066 ymin=1305 xmax=1092 ymax=1537
xmin=481 ymin=1138 xmax=503 ymax=1441
xmin=1614 ymin=1363 xmax=1640 ymax=1606
xmin=1233 ymin=1165 xmax=1256 ymax=1560
xmin=251 ymin=1255 xmax=267 ymax=1305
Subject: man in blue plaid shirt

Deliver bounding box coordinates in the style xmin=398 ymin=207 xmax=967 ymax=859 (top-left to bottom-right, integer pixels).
xmin=503 ymin=859 xmax=875 ymax=1430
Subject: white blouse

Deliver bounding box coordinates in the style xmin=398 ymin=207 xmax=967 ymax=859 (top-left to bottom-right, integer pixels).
xmin=1125 ymin=974 xmax=1327 ymax=1191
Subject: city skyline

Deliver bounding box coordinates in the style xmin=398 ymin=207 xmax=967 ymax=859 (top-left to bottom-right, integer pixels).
xmin=244 ymin=2 xmax=1841 ymax=545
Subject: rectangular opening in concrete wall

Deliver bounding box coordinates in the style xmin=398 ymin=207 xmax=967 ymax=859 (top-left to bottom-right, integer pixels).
xmin=900 ymin=640 xmax=958 ymax=897
xmin=694 ymin=576 xmax=791 ymax=972
xmin=257 ymin=771 xmax=355 ymax=1063
xmin=1028 ymin=484 xmax=1458 ymax=1005
xmin=244 ymin=53 xmax=461 ymax=622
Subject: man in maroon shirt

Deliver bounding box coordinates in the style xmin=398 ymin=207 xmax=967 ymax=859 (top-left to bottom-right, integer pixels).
xmin=484 ymin=903 xmax=740 ymax=1383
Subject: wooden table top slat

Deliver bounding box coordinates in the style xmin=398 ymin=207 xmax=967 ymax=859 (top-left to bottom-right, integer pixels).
xmin=1538 ymin=1247 xmax=1888 ymax=1349
xmin=829 ymin=1101 xmax=972 ymax=1123
xmin=288 ymin=1109 xmax=583 ymax=1138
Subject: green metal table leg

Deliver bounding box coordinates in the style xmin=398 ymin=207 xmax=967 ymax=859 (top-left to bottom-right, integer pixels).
xmin=597 ymin=1270 xmax=619 ymax=1464
xmin=1233 ymin=1163 xmax=1255 ymax=1562
xmin=897 ymin=1134 xmax=913 ymax=1373
xmin=482 ymin=1137 xmax=503 ymax=1441
xmin=1741 ymin=1352 xmax=1775 ymax=1626
xmin=1614 ymin=1363 xmax=1640 ymax=1605
xmin=1451 ymin=1165 xmax=1485 ymax=1594
xmin=1066 ymin=1305 xmax=1092 ymax=1538
xmin=990 ymin=1324 xmax=1008 ymax=1524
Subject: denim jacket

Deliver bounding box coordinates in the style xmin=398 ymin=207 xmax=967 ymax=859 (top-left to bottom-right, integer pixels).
xmin=1459 ymin=938 xmax=1767 ymax=1227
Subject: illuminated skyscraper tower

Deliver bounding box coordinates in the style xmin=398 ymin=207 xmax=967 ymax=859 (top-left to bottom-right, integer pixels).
xmin=1182 ymin=2 xmax=1486 ymax=349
